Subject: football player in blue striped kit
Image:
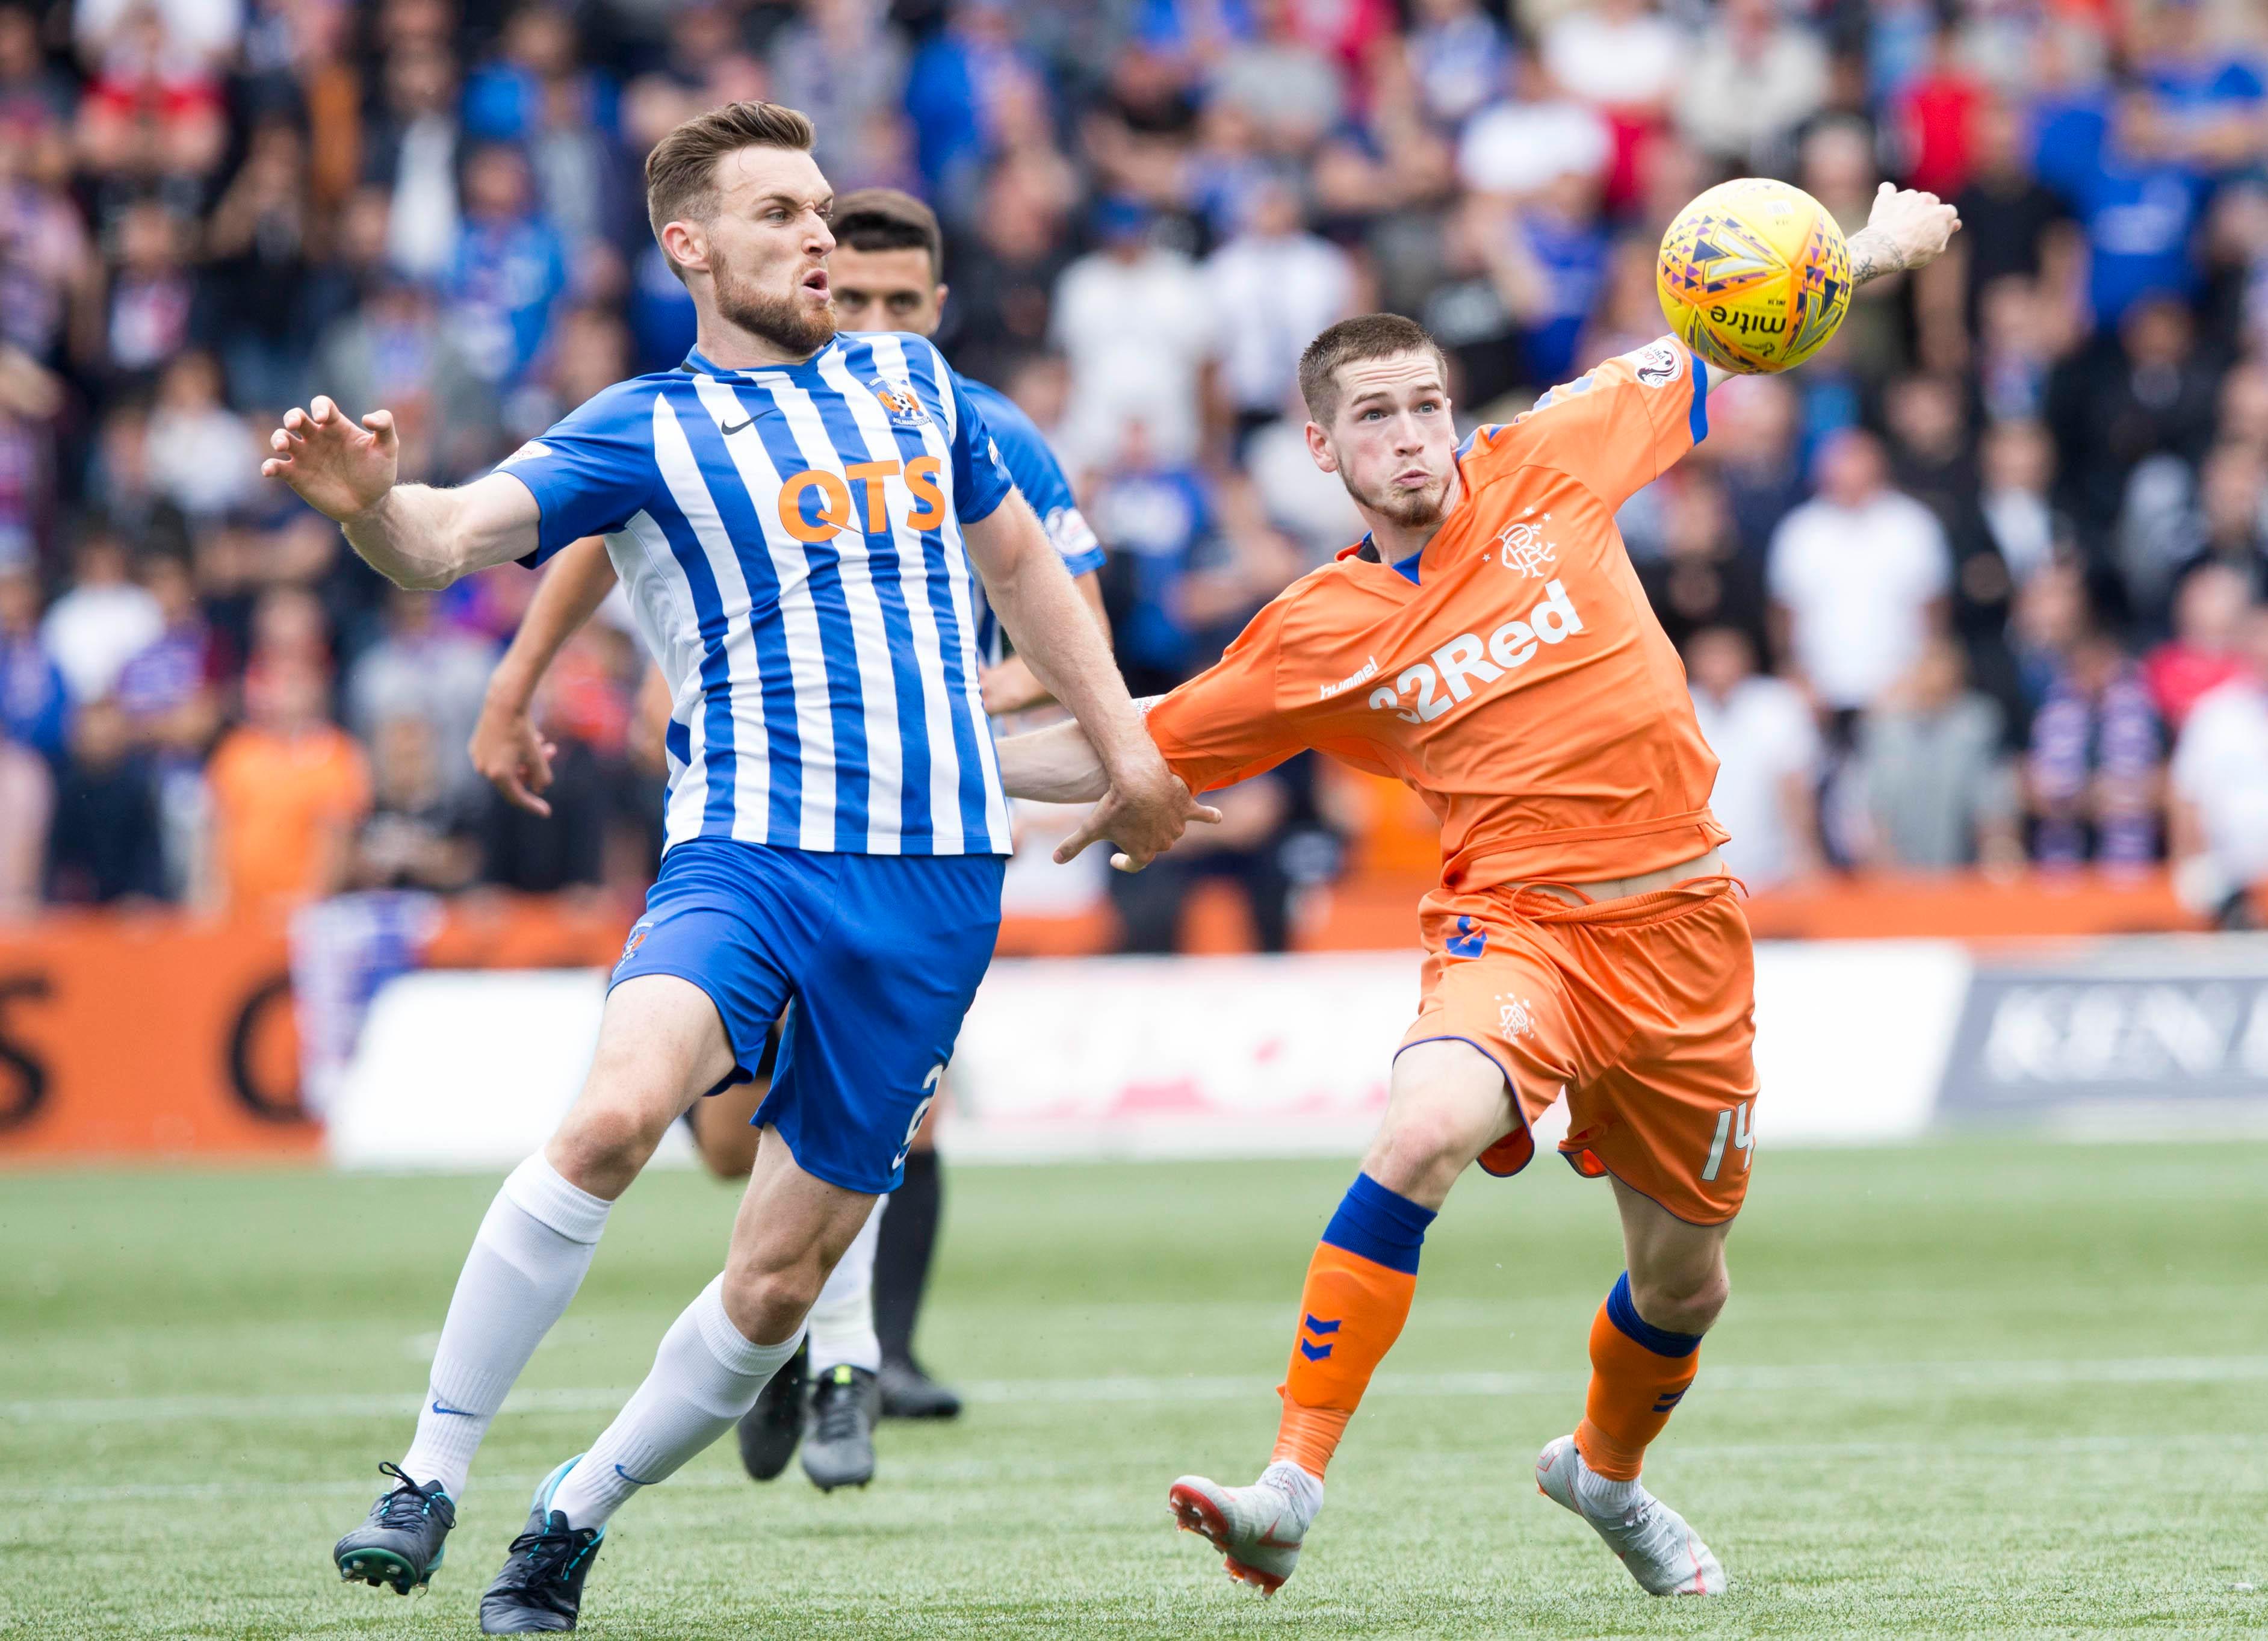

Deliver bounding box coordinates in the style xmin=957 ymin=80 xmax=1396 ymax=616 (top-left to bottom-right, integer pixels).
xmin=262 ymin=101 xmax=1209 ymax=1634
xmin=465 ymin=186 xmax=1111 ymax=1497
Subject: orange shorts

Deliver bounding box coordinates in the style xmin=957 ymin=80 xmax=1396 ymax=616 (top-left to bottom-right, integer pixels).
xmin=1399 ymin=874 xmax=1758 ymax=1225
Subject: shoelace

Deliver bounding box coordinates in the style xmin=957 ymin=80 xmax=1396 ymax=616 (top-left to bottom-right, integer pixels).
xmin=811 ymin=1374 xmax=863 ymax=1444
xmin=373 ymin=1462 xmax=456 ymax=1531
xmin=501 ymin=1514 xmax=598 ymax=1602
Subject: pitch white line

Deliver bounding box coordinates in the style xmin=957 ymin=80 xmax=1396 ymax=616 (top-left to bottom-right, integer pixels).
xmin=7 ymin=1356 xmax=2268 ymax=1427
xmin=6 ymin=1432 xmax=2264 ymax=1509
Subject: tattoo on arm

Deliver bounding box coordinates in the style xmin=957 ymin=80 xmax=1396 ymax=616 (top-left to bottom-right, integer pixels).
xmin=1847 ymin=229 xmax=1904 ymax=290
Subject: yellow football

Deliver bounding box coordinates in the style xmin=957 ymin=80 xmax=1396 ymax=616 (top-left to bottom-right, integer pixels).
xmin=1656 ymin=178 xmax=1852 ymax=376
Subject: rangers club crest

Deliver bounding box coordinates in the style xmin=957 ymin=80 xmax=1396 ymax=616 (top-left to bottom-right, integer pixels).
xmin=1493 ymin=514 xmax=1557 ymax=578
xmin=870 ymin=382 xmax=932 ymax=426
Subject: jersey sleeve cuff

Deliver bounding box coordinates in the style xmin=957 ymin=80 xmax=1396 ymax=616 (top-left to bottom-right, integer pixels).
xmin=494 ymin=467 xmax=563 ymax=569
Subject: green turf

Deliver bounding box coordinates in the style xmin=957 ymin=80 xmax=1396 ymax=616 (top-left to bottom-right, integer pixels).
xmin=3 ymin=1142 xmax=2266 ymax=1638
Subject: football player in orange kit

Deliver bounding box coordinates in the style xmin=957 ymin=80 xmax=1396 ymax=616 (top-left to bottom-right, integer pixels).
xmin=996 ymin=183 xmax=1959 ymax=1598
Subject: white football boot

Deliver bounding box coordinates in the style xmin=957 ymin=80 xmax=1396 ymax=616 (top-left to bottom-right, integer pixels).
xmin=1167 ymin=1461 xmax=1317 ymax=1594
xmin=1534 ymin=1434 xmax=1726 ymax=1596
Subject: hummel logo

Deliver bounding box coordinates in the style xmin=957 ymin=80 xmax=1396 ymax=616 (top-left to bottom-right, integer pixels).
xmin=718 ymin=415 xmax=754 ymax=436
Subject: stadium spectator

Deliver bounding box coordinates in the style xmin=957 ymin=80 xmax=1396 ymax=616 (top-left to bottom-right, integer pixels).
xmin=1404 ymin=0 xmax=1510 ymax=132
xmin=2166 ymin=442 xmax=2268 ymax=607
xmin=48 ymin=697 xmax=164 ymax=904
xmin=1706 ymin=374 xmax=1807 ymax=563
xmin=1975 ymin=418 xmax=2067 ymax=592
xmin=1853 ymin=636 xmax=2024 ymax=871
xmin=2025 ymin=622 xmax=2163 ymax=871
xmin=1203 ymin=180 xmax=1357 ymax=450
xmin=0 ymin=3 xmax=75 ymax=188
xmin=447 ymin=142 xmax=569 ymax=388
xmin=1768 ymin=429 xmax=1952 ymax=726
xmin=114 ymin=548 xmax=217 ymax=890
xmin=1206 ymin=0 xmax=1346 ymax=158
xmin=146 ymin=351 xmax=255 ymax=520
xmin=769 ymin=0 xmax=909 ymax=187
xmin=352 ymin=713 xmax=479 ymax=892
xmin=202 ymin=118 xmax=317 ymax=411
xmin=2143 ymin=561 xmax=2254 ymax=731
xmin=0 ymin=565 xmax=66 ymax=766
xmin=366 ymin=42 xmax=462 ymax=283
xmin=1684 ymin=626 xmax=1820 ymax=892
xmin=2169 ymin=602 xmax=2268 ymax=925
xmin=42 ymin=521 xmax=161 ymax=704
xmin=101 ymin=199 xmax=194 ymax=382
xmin=0 ymin=343 xmax=61 ymax=572
xmin=344 ymin=585 xmax=495 ymax=802
xmin=1092 ymin=418 xmax=1225 ymax=700
xmin=0 ymin=722 xmax=48 ymax=917
xmin=1676 ymin=0 xmax=1829 ymax=171
xmin=1052 ymin=200 xmax=1213 ymax=470
xmin=1637 ymin=471 xmax=1771 ymax=665
xmin=903 ymin=0 xmax=1049 ymax=220
xmin=1457 ymin=57 xmax=1611 ymax=205
xmin=203 ymin=657 xmax=370 ymax=911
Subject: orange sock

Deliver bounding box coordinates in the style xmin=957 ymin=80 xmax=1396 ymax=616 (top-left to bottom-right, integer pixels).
xmin=1573 ymin=1273 xmax=1703 ymax=1481
xmin=1271 ymin=1173 xmax=1433 ymax=1478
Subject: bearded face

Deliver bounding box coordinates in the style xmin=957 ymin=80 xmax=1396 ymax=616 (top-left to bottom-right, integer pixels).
xmin=711 ymin=237 xmax=837 ymax=355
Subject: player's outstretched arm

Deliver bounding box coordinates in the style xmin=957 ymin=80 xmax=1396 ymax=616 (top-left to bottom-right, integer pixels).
xmin=471 ymin=534 xmax=619 ymax=815
xmin=1847 ymin=181 xmax=1962 ymax=289
xmin=1695 ymin=184 xmax=1962 ymax=391
xmin=964 ymin=494 xmax=1203 ymax=869
xmin=994 ymin=716 xmax=1221 ymax=869
xmin=260 ymin=395 xmax=539 ymax=589
xmin=994 ymin=718 xmax=1110 ymax=804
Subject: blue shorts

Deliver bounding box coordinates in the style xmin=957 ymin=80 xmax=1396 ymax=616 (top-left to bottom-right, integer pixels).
xmin=611 ymin=840 xmax=1005 ymax=1194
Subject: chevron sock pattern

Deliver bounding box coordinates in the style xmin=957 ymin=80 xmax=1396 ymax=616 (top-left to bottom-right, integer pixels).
xmin=1573 ymin=1272 xmax=1705 ymax=1483
xmin=1271 ymin=1173 xmax=1436 ymax=1478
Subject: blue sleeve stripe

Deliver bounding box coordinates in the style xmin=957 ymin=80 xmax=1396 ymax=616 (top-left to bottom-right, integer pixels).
xmin=1319 ymin=1171 xmax=1437 ymax=1274
xmin=1605 ymin=1270 xmax=1705 ymax=1357
xmin=1687 ymin=347 xmax=1709 ymax=446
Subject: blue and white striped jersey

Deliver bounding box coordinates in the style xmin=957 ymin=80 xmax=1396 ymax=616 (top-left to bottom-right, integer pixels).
xmin=960 ymin=377 xmax=1103 ymax=667
xmin=498 ymin=331 xmax=1018 ymax=857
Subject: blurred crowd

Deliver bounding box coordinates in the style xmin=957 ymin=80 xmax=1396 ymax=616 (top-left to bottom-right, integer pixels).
xmin=2 ymin=0 xmax=2267 ymax=935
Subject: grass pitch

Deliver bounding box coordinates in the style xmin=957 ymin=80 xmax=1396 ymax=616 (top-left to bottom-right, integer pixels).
xmin=3 ymin=1141 xmax=2266 ymax=1638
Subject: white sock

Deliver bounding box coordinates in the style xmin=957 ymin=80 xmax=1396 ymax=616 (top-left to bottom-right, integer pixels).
xmin=397 ymin=1154 xmax=612 ymax=1498
xmin=1575 ymin=1450 xmax=1643 ymax=1517
xmin=805 ymin=1196 xmax=884 ymax=1374
xmin=1260 ymin=1459 xmax=1324 ymax=1531
xmin=549 ymin=1276 xmax=804 ymax=1530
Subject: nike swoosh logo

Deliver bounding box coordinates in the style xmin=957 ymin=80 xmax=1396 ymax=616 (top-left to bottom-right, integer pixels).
xmin=429 ymin=1399 xmax=479 ymax=1417
xmin=614 ymin=1463 xmax=659 ymax=1486
xmin=718 ymin=416 xmax=754 ymax=436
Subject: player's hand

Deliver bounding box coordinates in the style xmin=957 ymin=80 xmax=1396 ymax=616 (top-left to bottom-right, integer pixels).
xmin=469 ymin=693 xmax=557 ymax=816
xmin=1856 ymin=181 xmax=1962 ymax=276
xmin=259 ymin=396 xmax=400 ymax=522
xmin=1054 ymin=763 xmax=1221 ymax=873
xmin=979 ymin=656 xmax=1052 ymax=716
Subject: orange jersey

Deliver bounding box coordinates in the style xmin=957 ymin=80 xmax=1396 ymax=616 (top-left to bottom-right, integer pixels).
xmin=1145 ymin=337 xmax=1726 ymax=892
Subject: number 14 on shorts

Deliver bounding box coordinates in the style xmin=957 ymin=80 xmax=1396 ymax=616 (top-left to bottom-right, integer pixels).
xmin=1701 ymin=1100 xmax=1754 ymax=1183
